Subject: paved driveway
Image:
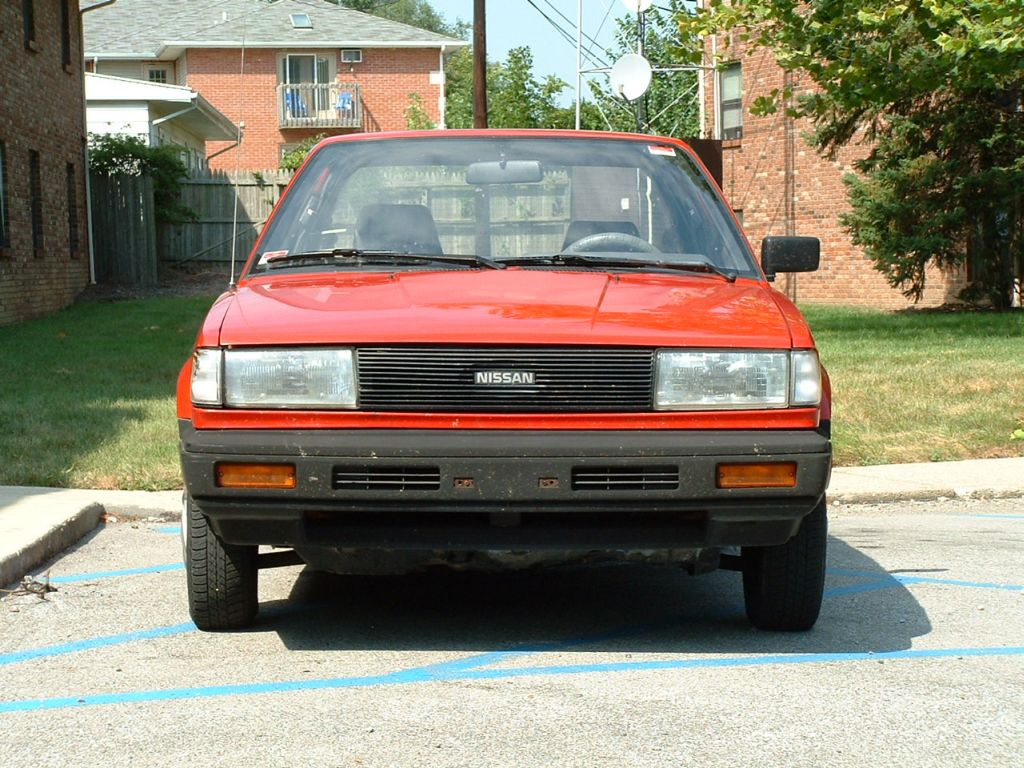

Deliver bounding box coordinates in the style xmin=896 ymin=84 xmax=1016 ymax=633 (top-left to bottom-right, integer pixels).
xmin=2 ymin=498 xmax=1023 ymax=767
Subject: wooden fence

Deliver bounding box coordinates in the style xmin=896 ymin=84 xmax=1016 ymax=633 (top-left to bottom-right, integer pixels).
xmin=90 ymin=174 xmax=158 ymax=286
xmin=89 ymin=166 xmax=625 ymax=282
xmin=159 ymin=169 xmax=293 ymax=268
xmin=155 ymin=168 xmax=575 ymax=268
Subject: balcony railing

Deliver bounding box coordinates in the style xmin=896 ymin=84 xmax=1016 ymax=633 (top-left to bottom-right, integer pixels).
xmin=277 ymin=82 xmax=362 ymax=129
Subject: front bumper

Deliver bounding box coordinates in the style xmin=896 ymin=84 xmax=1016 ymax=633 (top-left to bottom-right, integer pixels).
xmin=179 ymin=421 xmax=831 ymax=551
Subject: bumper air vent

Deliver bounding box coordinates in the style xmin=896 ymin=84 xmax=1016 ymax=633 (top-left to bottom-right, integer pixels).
xmin=571 ymin=465 xmax=680 ymax=491
xmin=332 ymin=466 xmax=441 ymax=491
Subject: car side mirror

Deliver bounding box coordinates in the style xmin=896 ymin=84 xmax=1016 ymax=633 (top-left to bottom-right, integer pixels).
xmin=761 ymin=236 xmax=820 ymax=280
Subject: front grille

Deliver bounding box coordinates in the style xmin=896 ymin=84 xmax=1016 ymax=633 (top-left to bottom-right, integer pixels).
xmin=356 ymin=347 xmax=654 ymax=412
xmin=572 ymin=465 xmax=680 ymax=491
xmin=332 ymin=465 xmax=441 ymax=491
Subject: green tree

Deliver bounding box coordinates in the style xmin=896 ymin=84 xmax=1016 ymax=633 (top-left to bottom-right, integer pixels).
xmin=279 ymin=134 xmax=327 ymax=171
xmin=584 ymin=0 xmax=700 ymax=138
xmin=445 ymin=46 xmax=573 ymax=129
xmin=488 ymin=47 xmax=570 ymax=129
xmin=88 ymin=133 xmax=196 ymax=224
xmin=678 ymin=0 xmax=1024 ymax=307
xmin=404 ymin=93 xmax=436 ymax=129
xmin=443 ymin=45 xmax=474 ymax=128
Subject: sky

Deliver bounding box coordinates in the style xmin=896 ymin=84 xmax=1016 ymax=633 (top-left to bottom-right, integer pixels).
xmin=426 ymin=0 xmax=636 ymax=94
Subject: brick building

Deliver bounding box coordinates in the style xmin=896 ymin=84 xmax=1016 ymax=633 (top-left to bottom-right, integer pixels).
xmin=1 ymin=0 xmax=91 ymax=326
xmin=702 ymin=42 xmax=964 ymax=308
xmin=82 ymin=0 xmax=466 ymax=172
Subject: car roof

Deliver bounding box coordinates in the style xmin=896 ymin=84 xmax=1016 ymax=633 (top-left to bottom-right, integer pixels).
xmin=317 ymin=128 xmax=691 ymax=150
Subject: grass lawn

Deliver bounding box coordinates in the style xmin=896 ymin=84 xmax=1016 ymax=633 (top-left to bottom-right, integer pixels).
xmin=0 ymin=297 xmax=1021 ymax=490
xmin=0 ymin=296 xmax=214 ymax=490
xmin=804 ymin=305 xmax=1024 ymax=467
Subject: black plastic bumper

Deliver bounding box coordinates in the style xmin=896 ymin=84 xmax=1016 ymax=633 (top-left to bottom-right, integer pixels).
xmin=179 ymin=421 xmax=831 ymax=550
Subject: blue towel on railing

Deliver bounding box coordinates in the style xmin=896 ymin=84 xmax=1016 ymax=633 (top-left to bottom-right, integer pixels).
xmin=336 ymin=91 xmax=354 ymax=112
xmin=285 ymin=90 xmax=308 ymax=117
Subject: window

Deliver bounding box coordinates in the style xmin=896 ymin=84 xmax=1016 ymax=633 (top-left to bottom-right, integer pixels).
xmin=0 ymin=143 xmax=9 ymax=249
xmin=29 ymin=150 xmax=43 ymax=252
xmin=67 ymin=163 xmax=79 ymax=257
xmin=290 ymin=13 xmax=312 ymax=29
xmin=147 ymin=67 xmax=169 ymax=84
xmin=719 ymin=62 xmax=743 ymax=141
xmin=281 ymin=53 xmax=333 ymax=113
xmin=23 ymin=0 xmax=36 ymax=50
xmin=341 ymin=49 xmax=363 ymax=64
xmin=61 ymin=0 xmax=72 ymax=68
xmin=283 ymin=54 xmax=331 ymax=86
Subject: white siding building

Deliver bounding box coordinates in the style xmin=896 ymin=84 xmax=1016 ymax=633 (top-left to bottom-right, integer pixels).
xmin=85 ymin=73 xmax=237 ymax=171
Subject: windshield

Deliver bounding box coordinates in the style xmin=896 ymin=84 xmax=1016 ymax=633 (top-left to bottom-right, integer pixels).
xmin=248 ymin=136 xmax=758 ymax=278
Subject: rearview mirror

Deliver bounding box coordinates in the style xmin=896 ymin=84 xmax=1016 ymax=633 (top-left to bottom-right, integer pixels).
xmin=466 ymin=160 xmax=543 ymax=185
xmin=761 ymin=236 xmax=820 ymax=279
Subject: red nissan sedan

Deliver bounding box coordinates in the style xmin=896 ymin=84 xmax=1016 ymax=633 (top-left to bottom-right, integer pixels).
xmin=177 ymin=130 xmax=831 ymax=631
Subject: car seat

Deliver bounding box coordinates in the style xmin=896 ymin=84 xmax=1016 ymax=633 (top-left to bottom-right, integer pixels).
xmin=355 ymin=203 xmax=444 ymax=255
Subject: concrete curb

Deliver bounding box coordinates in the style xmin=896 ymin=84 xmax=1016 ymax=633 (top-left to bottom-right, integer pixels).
xmin=83 ymin=490 xmax=182 ymax=521
xmin=828 ymin=456 xmax=1024 ymax=506
xmin=830 ymin=488 xmax=1024 ymax=505
xmin=0 ymin=500 xmax=104 ymax=588
xmin=0 ymin=488 xmax=181 ymax=588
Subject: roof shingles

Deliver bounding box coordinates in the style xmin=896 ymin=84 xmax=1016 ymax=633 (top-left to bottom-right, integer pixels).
xmin=82 ymin=0 xmax=463 ymax=57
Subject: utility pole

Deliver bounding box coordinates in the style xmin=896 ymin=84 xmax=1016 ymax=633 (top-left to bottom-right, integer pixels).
xmin=473 ymin=0 xmax=488 ymax=128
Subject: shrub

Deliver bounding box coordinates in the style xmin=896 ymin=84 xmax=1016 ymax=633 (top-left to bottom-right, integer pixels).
xmin=88 ymin=133 xmax=197 ymax=225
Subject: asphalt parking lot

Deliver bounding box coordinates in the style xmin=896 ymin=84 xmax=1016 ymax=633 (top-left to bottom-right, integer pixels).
xmin=2 ymin=497 xmax=1023 ymax=768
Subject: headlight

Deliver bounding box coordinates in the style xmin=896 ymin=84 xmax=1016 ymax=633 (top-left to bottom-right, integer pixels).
xmin=190 ymin=348 xmax=223 ymax=406
xmin=790 ymin=349 xmax=822 ymax=406
xmin=191 ymin=348 xmax=357 ymax=408
xmin=654 ymin=349 xmax=820 ymax=410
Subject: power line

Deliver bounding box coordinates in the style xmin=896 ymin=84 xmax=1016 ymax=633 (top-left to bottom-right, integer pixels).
xmin=591 ymin=0 xmax=617 ymax=51
xmin=523 ymin=0 xmax=609 ymax=71
xmin=523 ymin=1 xmax=583 ymax=51
xmin=538 ymin=0 xmax=612 ymax=68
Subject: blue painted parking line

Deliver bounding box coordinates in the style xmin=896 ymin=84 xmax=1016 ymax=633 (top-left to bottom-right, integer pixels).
xmin=3 ymin=644 xmax=1022 ymax=713
xmin=0 ymin=602 xmax=322 ymax=669
xmin=3 ymin=556 xmax=1022 ymax=713
xmin=446 ymin=646 xmax=1024 ymax=681
xmin=0 ymin=622 xmax=196 ymax=667
xmin=47 ymin=563 xmax=184 ymax=584
xmin=894 ymin=574 xmax=1024 ymax=592
xmin=826 ymin=568 xmax=1024 ymax=593
xmin=4 ymin=569 xmax=1021 ymax=672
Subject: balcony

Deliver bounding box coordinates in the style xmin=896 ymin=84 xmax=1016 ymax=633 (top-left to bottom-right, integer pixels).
xmin=277 ymin=82 xmax=362 ymax=129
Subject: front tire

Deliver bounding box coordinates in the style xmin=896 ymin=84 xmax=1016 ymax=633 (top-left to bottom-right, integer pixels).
xmin=185 ymin=496 xmax=258 ymax=630
xmin=742 ymin=498 xmax=827 ymax=631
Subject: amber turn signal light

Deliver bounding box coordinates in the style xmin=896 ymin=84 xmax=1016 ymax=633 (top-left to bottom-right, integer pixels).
xmin=215 ymin=462 xmax=297 ymax=489
xmin=716 ymin=462 xmax=798 ymax=489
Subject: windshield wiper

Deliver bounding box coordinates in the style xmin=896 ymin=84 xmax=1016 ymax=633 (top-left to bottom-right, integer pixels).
xmin=502 ymin=254 xmax=738 ymax=282
xmin=260 ymin=248 xmax=506 ymax=270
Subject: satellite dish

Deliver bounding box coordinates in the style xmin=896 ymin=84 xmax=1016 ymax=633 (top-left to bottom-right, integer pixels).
xmin=619 ymin=0 xmax=653 ymax=12
xmin=609 ymin=53 xmax=652 ymax=101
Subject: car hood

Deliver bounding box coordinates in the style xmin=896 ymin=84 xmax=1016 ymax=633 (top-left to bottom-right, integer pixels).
xmin=218 ymin=269 xmax=795 ymax=348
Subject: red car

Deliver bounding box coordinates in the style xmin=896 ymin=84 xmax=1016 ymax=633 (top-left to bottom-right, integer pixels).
xmin=177 ymin=130 xmax=831 ymax=632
